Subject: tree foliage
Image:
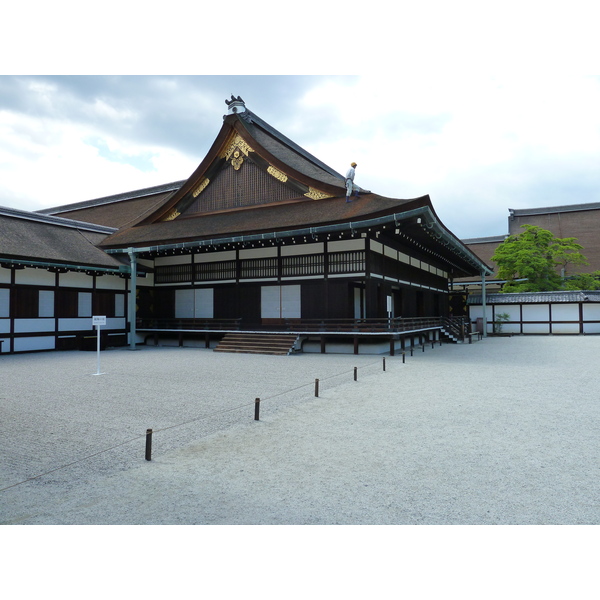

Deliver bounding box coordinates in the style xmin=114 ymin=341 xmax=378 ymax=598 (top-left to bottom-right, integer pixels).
xmin=492 ymin=225 xmax=589 ymax=292
xmin=563 ymin=270 xmax=600 ymax=290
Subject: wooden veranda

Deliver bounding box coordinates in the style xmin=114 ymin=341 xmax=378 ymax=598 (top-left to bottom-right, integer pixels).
xmin=137 ymin=316 xmax=471 ymax=354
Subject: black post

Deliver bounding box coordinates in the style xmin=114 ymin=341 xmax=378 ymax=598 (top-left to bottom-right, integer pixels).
xmin=145 ymin=428 xmax=153 ymax=461
xmin=383 ymin=357 xmax=386 ymax=371
xmin=315 ymin=378 xmax=319 ymax=397
xmin=410 ymin=346 xmax=413 ymax=357
xmin=254 ymin=397 xmax=260 ymax=421
xmin=402 ymin=351 xmax=406 ymax=364
xmin=354 ymin=367 xmax=358 ymax=381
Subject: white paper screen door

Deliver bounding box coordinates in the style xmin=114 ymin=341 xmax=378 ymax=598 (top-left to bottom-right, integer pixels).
xmin=261 ymin=285 xmax=301 ymax=319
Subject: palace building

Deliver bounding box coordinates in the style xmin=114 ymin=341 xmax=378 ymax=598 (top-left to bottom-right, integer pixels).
xmin=1 ymin=97 xmax=492 ymax=355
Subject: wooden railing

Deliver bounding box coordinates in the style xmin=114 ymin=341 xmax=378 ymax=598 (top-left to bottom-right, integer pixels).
xmin=440 ymin=316 xmax=470 ymax=341
xmin=136 ymin=316 xmax=470 ymax=337
xmin=282 ymin=317 xmax=445 ymax=333
xmin=137 ymin=318 xmax=242 ymax=330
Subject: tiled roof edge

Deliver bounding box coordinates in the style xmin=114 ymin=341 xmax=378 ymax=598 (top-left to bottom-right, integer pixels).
xmin=468 ymin=290 xmax=600 ymax=303
xmin=462 ymin=235 xmax=508 ymax=244
xmin=509 ymin=202 xmax=600 ymax=217
xmin=36 ymin=180 xmax=186 ymax=216
xmin=243 ymin=110 xmax=346 ymax=182
xmin=0 ymin=205 xmax=117 ymax=234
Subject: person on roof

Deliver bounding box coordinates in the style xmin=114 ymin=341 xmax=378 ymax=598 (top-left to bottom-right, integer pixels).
xmin=345 ymin=162 xmax=359 ymax=203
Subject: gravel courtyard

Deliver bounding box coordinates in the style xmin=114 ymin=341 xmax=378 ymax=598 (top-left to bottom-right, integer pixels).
xmin=1 ymin=335 xmax=599 ymax=525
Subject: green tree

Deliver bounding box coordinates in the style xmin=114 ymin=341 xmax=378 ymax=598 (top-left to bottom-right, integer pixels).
xmin=492 ymin=225 xmax=589 ymax=292
xmin=563 ymin=270 xmax=600 ymax=290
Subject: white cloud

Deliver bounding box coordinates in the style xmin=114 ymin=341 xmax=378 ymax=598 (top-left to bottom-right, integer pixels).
xmin=1 ymin=66 xmax=600 ymax=240
xmin=0 ymin=108 xmax=195 ymax=210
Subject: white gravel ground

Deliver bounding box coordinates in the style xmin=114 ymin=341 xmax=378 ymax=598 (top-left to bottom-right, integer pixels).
xmin=1 ymin=335 xmax=600 ymax=525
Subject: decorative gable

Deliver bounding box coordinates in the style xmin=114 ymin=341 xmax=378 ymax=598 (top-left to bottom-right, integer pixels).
xmin=155 ymin=98 xmax=346 ymax=223
xmin=180 ymin=155 xmax=302 ymax=216
xmin=164 ymin=130 xmax=334 ymax=220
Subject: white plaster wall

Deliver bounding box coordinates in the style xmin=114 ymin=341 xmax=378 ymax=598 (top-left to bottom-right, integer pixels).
xmin=14 ymin=336 xmax=55 ymax=352
xmin=96 ymin=275 xmax=127 ymax=290
xmin=281 ymin=243 xmax=323 ymax=257
xmin=384 ymin=246 xmax=397 ymax=259
xmin=583 ymin=303 xmax=600 ymax=333
xmin=0 ymin=288 xmax=9 ymax=317
xmin=58 ymin=318 xmax=94 ymax=332
xmin=328 ymin=239 xmax=365 ymax=252
xmin=583 ymin=304 xmax=600 ymax=320
xmin=239 ymin=247 xmax=277 ymax=259
xmin=58 ymin=271 xmax=94 ymax=288
xmin=502 ymin=323 xmax=522 ymax=334
xmin=15 ymin=269 xmax=55 ymax=286
xmin=106 ymin=318 xmax=127 ymax=329
xmin=115 ymin=294 xmax=125 ymax=317
xmin=195 ymin=250 xmax=236 ymax=262
xmin=551 ymin=323 xmax=580 ymax=334
xmin=522 ymin=304 xmax=549 ymax=321
xmin=492 ymin=305 xmax=520 ymax=333
xmin=522 ymin=323 xmax=550 ymax=334
xmin=154 ymin=255 xmax=192 ymax=266
xmin=14 ymin=318 xmax=56 ymax=333
xmin=469 ymin=305 xmax=494 ymax=321
xmin=551 ymin=304 xmax=579 ymax=320
xmin=0 ymin=319 xmax=10 ymax=333
xmin=493 ymin=305 xmax=520 ymax=320
xmin=0 ymin=267 xmax=10 ymax=284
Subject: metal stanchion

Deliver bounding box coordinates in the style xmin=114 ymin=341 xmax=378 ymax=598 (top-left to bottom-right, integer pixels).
xmin=254 ymin=397 xmax=260 ymax=421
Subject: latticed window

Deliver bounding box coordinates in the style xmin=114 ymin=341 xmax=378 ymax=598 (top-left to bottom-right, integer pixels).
xmin=282 ymin=254 xmax=324 ymax=277
xmin=155 ymin=264 xmax=193 ymax=284
xmin=240 ymin=257 xmax=278 ymax=279
xmin=328 ymin=250 xmax=366 ymax=274
xmin=194 ymin=260 xmax=237 ymax=281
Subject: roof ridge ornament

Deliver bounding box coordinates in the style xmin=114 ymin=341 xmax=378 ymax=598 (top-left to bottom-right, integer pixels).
xmin=225 ymin=95 xmax=247 ymax=115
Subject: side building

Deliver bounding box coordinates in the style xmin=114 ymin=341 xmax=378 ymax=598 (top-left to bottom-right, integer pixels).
xmin=0 ymin=207 xmax=130 ymax=353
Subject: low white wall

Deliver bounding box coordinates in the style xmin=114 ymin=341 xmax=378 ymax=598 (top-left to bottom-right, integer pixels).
xmin=469 ymin=301 xmax=600 ymax=334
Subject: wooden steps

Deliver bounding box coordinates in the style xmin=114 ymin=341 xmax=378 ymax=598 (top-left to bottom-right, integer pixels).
xmin=214 ymin=332 xmax=299 ymax=355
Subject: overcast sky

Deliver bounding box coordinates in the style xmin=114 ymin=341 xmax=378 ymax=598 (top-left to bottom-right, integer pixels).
xmin=2 ymin=1 xmax=600 ymax=241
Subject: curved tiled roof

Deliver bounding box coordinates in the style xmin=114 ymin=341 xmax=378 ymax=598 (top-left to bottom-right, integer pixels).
xmin=239 ymin=110 xmax=347 ymax=190
xmin=0 ymin=206 xmax=123 ymax=269
xmin=468 ymin=291 xmax=600 ymax=304
xmin=100 ymin=193 xmax=425 ymax=248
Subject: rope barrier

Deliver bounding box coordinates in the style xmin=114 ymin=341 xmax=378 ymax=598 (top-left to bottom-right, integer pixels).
xmin=0 ymin=433 xmax=146 ymax=493
xmin=1 ymin=353 xmax=408 ymax=492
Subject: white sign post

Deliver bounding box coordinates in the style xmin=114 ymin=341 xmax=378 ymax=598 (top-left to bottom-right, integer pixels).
xmin=92 ymin=315 xmax=107 ymax=376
